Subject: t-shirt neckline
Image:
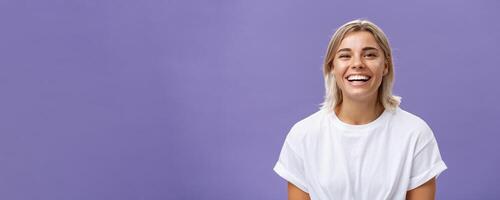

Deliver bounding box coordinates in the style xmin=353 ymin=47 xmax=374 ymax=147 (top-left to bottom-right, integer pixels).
xmin=328 ymin=108 xmax=391 ymax=131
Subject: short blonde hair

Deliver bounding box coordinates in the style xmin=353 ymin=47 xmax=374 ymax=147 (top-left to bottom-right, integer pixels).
xmin=320 ymin=19 xmax=401 ymax=111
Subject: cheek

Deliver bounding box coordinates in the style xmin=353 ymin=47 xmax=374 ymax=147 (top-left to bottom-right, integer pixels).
xmin=372 ymin=66 xmax=386 ymax=86
xmin=370 ymin=61 xmax=386 ymax=77
xmin=331 ymin=67 xmax=346 ymax=87
xmin=332 ymin=62 xmax=347 ymax=78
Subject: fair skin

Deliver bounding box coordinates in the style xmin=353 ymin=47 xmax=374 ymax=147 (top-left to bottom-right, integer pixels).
xmin=287 ymin=31 xmax=437 ymax=199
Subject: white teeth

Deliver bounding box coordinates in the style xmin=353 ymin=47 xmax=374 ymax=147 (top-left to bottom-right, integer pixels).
xmin=347 ymin=75 xmax=370 ymax=81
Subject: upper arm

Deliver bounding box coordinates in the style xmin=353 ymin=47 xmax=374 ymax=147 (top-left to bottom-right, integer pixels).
xmin=288 ymin=182 xmax=311 ymax=200
xmin=406 ymin=177 xmax=436 ymax=200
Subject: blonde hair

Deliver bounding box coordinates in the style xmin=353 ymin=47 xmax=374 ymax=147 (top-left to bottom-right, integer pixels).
xmin=320 ymin=19 xmax=401 ymax=111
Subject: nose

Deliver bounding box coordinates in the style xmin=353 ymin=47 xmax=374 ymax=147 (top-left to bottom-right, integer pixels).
xmin=350 ymin=55 xmax=364 ymax=69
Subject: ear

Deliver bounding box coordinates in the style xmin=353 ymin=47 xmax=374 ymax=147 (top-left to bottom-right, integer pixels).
xmin=383 ymin=62 xmax=389 ymax=76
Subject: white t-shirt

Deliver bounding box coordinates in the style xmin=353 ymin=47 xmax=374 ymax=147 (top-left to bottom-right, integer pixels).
xmin=273 ymin=107 xmax=447 ymax=200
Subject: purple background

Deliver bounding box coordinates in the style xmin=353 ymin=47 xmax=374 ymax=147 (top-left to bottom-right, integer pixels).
xmin=1 ymin=0 xmax=499 ymax=199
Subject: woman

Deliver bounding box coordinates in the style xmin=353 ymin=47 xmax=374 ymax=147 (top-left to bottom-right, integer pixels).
xmin=273 ymin=19 xmax=447 ymax=200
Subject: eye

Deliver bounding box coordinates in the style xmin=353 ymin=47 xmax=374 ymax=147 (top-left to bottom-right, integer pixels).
xmin=338 ymin=54 xmax=350 ymax=59
xmin=364 ymin=53 xmax=377 ymax=58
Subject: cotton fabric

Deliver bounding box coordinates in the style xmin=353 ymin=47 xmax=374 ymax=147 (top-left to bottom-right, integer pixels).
xmin=273 ymin=107 xmax=447 ymax=200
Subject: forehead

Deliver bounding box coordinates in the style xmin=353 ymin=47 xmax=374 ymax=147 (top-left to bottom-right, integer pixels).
xmin=337 ymin=31 xmax=380 ymax=50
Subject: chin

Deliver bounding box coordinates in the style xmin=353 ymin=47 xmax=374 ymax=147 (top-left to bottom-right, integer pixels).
xmin=343 ymin=91 xmax=378 ymax=102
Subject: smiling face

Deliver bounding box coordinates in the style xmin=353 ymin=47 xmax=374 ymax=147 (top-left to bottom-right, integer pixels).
xmin=332 ymin=31 xmax=388 ymax=104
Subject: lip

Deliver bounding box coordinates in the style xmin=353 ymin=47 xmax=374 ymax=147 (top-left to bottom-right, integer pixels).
xmin=346 ymin=79 xmax=370 ymax=86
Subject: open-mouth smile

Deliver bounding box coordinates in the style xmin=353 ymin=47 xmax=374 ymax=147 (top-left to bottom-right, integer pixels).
xmin=345 ymin=74 xmax=371 ymax=86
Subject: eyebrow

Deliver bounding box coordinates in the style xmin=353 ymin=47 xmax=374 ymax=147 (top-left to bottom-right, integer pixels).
xmin=336 ymin=47 xmax=379 ymax=53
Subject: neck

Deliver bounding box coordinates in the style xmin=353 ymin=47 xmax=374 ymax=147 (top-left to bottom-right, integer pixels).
xmin=335 ymin=96 xmax=385 ymax=125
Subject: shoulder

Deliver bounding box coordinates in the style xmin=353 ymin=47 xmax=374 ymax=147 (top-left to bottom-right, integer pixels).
xmin=392 ymin=107 xmax=430 ymax=129
xmin=285 ymin=109 xmax=328 ymax=144
xmin=391 ymin=107 xmax=435 ymax=141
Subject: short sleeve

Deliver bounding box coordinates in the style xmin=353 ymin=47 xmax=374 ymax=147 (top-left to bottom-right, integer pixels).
xmin=407 ymin=124 xmax=448 ymax=191
xmin=273 ymin=125 xmax=309 ymax=193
